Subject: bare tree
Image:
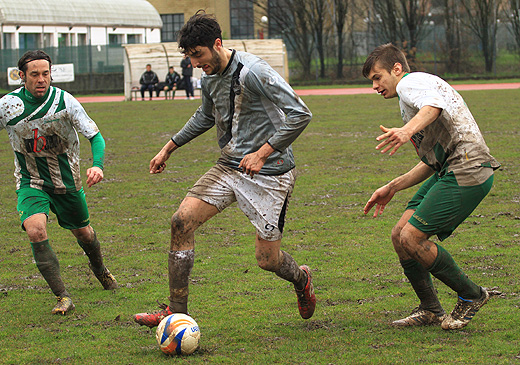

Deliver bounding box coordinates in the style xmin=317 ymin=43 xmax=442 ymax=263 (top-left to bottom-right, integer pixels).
xmin=372 ymin=0 xmax=401 ymax=45
xmin=461 ymin=0 xmax=502 ymax=73
xmin=250 ymin=0 xmax=314 ymax=78
xmin=309 ymin=0 xmax=329 ymax=78
xmin=332 ymin=0 xmax=350 ymax=79
xmin=370 ymin=0 xmax=430 ymax=67
xmin=442 ymin=0 xmax=464 ymax=73
xmin=397 ymin=0 xmax=430 ymax=64
xmin=508 ymin=0 xmax=520 ymax=54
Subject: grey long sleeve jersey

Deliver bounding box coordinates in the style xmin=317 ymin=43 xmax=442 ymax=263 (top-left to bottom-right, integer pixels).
xmin=172 ymin=50 xmax=312 ymax=175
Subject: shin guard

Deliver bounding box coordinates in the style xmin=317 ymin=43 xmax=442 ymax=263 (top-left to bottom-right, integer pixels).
xmin=31 ymin=240 xmax=69 ymax=297
xmin=275 ymin=251 xmax=305 ymax=290
xmin=168 ymin=249 xmax=194 ymax=314
xmin=401 ymin=259 xmax=444 ymax=315
xmin=427 ymin=244 xmax=481 ymax=300
xmin=77 ymin=231 xmax=104 ymax=275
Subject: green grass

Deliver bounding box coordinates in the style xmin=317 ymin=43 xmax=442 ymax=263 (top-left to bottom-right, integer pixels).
xmin=0 ymin=91 xmax=519 ymax=364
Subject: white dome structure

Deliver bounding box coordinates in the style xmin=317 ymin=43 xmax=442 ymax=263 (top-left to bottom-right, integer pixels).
xmin=0 ymin=0 xmax=162 ymax=48
xmin=0 ymin=0 xmax=162 ymax=27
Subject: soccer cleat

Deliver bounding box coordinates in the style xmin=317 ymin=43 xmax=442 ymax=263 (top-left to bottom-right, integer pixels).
xmin=52 ymin=296 xmax=75 ymax=315
xmin=134 ymin=301 xmax=173 ymax=328
xmin=295 ymin=265 xmax=316 ymax=319
xmin=442 ymin=287 xmax=490 ymax=330
xmin=89 ymin=263 xmax=118 ymax=290
xmin=391 ymin=307 xmax=445 ymax=327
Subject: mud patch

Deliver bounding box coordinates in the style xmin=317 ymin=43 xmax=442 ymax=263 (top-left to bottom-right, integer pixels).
xmin=303 ymin=319 xmax=335 ymax=331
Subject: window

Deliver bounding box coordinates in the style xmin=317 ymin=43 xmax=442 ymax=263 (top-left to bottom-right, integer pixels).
xmin=230 ymin=0 xmax=254 ymax=39
xmin=127 ymin=34 xmax=142 ymax=44
xmin=3 ymin=33 xmax=13 ymax=49
xmin=77 ymin=34 xmax=87 ymax=46
xmin=19 ymin=33 xmax=41 ymax=50
xmin=58 ymin=33 xmax=71 ymax=47
xmin=43 ymin=33 xmax=53 ymax=47
xmin=161 ymin=13 xmax=184 ymax=42
xmin=109 ymin=34 xmax=123 ymax=46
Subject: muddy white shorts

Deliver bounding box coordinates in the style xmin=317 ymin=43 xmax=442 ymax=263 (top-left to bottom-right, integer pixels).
xmin=186 ymin=163 xmax=295 ymax=241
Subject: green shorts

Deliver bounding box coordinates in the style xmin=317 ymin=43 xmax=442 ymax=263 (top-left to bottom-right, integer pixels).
xmin=406 ymin=172 xmax=494 ymax=241
xmin=16 ymin=188 xmax=90 ymax=230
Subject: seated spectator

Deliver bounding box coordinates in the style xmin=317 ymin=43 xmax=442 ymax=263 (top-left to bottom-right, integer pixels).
xmin=156 ymin=66 xmax=181 ymax=99
xmin=139 ymin=64 xmax=158 ymax=100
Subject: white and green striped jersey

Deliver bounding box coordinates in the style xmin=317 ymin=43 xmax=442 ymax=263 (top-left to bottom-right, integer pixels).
xmin=0 ymin=86 xmax=100 ymax=194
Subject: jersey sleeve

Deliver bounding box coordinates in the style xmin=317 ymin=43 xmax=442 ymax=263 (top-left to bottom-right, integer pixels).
xmin=65 ymin=92 xmax=100 ymax=139
xmin=172 ymin=85 xmax=216 ymax=147
xmin=245 ymin=62 xmax=312 ymax=152
xmin=0 ymin=99 xmax=5 ymax=131
xmin=398 ymin=74 xmax=448 ymax=111
xmin=89 ymin=132 xmax=105 ymax=169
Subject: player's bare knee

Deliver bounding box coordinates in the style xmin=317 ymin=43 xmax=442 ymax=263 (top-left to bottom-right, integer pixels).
xmin=391 ymin=224 xmax=403 ymax=245
xmin=72 ymin=226 xmax=94 ymax=243
xmin=26 ymin=227 xmax=47 ymax=242
xmin=399 ymin=227 xmax=419 ymax=256
xmin=24 ymin=222 xmax=47 ymax=242
xmin=170 ymin=213 xmax=193 ymax=237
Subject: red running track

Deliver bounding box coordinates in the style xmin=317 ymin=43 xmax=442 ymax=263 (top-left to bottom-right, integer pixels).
xmin=76 ymin=83 xmax=520 ymax=103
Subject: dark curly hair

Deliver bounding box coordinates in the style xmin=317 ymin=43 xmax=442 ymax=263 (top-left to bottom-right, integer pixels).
xmin=18 ymin=50 xmax=52 ymax=73
xmin=178 ymin=10 xmax=222 ymax=53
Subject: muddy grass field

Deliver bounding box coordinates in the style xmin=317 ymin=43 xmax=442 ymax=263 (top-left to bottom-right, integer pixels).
xmin=0 ymin=91 xmax=519 ymax=364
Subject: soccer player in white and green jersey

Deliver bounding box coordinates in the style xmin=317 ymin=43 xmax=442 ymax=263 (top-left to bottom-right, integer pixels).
xmin=362 ymin=44 xmax=500 ymax=330
xmin=0 ymin=50 xmax=117 ymax=315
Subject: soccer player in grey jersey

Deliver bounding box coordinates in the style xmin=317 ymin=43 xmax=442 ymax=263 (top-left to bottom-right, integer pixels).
xmin=0 ymin=50 xmax=117 ymax=315
xmin=362 ymin=44 xmax=500 ymax=330
xmin=134 ymin=12 xmax=315 ymax=328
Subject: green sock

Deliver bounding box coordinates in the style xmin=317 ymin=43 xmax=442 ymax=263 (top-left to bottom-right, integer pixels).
xmin=31 ymin=240 xmax=69 ymax=297
xmin=427 ymin=244 xmax=481 ymax=300
xmin=401 ymin=259 xmax=444 ymax=315
xmin=77 ymin=231 xmax=104 ymax=275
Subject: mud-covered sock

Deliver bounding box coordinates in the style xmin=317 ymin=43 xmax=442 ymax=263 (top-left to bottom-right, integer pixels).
xmin=401 ymin=259 xmax=444 ymax=315
xmin=427 ymin=244 xmax=481 ymax=300
xmin=31 ymin=240 xmax=69 ymax=297
xmin=168 ymin=249 xmax=194 ymax=314
xmin=274 ymin=251 xmax=306 ymax=290
xmin=77 ymin=231 xmax=105 ymax=275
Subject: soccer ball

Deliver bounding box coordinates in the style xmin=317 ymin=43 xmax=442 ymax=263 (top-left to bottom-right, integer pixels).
xmin=156 ymin=313 xmax=200 ymax=355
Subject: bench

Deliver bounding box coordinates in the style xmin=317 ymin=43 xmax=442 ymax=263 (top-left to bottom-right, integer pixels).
xmin=131 ymin=86 xmax=140 ymax=101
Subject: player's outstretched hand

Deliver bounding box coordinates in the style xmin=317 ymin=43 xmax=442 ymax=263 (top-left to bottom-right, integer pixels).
xmin=375 ymin=125 xmax=411 ymax=156
xmin=150 ymin=140 xmax=177 ymax=174
xmin=150 ymin=154 xmax=167 ymax=174
xmin=363 ymin=184 xmax=395 ymax=218
xmin=86 ymin=166 xmax=104 ymax=187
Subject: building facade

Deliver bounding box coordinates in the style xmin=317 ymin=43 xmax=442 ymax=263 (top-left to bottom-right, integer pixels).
xmin=0 ymin=0 xmax=162 ymax=50
xmin=147 ymin=0 xmax=268 ymax=42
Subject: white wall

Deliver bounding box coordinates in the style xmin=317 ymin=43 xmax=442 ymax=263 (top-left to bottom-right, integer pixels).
xmin=1 ymin=24 xmax=161 ymax=48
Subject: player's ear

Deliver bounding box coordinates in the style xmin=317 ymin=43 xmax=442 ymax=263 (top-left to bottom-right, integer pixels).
xmin=19 ymin=70 xmax=26 ymax=83
xmin=392 ymin=62 xmax=403 ymax=76
xmin=213 ymin=38 xmax=222 ymax=50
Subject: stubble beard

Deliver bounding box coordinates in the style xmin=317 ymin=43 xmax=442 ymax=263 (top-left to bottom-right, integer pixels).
xmin=207 ymin=50 xmax=222 ymax=75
